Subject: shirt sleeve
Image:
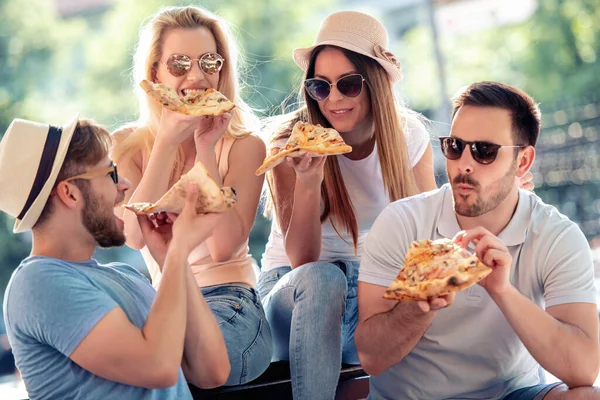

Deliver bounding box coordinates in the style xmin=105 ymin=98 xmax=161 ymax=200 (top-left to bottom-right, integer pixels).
xmin=403 ymin=113 xmax=431 ymax=169
xmin=542 ymin=223 xmax=597 ymax=308
xmin=359 ymin=203 xmax=417 ymax=287
xmin=5 ymin=261 xmax=120 ymax=357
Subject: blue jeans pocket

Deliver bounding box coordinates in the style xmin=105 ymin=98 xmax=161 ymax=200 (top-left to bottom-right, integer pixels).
xmin=204 ymin=290 xmax=245 ymax=326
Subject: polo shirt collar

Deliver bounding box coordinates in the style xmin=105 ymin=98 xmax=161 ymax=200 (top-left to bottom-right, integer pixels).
xmin=437 ymin=184 xmax=530 ymax=247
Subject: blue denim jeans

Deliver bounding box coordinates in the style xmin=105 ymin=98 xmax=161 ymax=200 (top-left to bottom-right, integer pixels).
xmin=201 ymin=283 xmax=273 ymax=386
xmin=257 ymin=261 xmax=360 ymax=400
xmin=502 ymin=382 xmax=563 ymax=400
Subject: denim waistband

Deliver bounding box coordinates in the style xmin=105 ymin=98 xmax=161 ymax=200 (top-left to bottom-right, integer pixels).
xmin=201 ymin=282 xmax=260 ymax=305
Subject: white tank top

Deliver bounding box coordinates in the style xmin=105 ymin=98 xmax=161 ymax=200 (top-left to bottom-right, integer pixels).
xmin=261 ymin=115 xmax=430 ymax=271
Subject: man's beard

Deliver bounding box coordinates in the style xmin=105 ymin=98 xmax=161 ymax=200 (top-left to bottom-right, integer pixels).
xmin=450 ymin=161 xmax=517 ymax=217
xmin=80 ymin=183 xmax=126 ymax=248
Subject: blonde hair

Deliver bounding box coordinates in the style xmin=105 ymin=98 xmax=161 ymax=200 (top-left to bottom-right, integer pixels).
xmin=265 ymin=45 xmax=419 ymax=250
xmin=112 ymin=6 xmax=257 ymax=180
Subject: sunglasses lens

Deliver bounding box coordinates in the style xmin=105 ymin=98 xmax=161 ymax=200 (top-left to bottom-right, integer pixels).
xmin=471 ymin=142 xmax=500 ymax=164
xmin=304 ymin=79 xmax=330 ymax=101
xmin=337 ymin=75 xmax=363 ymax=98
xmin=440 ymin=137 xmax=463 ymax=160
xmin=200 ymin=53 xmax=224 ymax=75
xmin=110 ymin=165 xmax=118 ymax=184
xmin=166 ymin=54 xmax=191 ymax=77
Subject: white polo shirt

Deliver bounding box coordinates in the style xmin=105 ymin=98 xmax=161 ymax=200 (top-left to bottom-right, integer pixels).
xmin=359 ymin=184 xmax=596 ymax=400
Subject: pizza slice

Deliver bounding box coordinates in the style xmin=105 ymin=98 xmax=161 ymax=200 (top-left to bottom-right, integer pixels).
xmin=140 ymin=80 xmax=236 ymax=117
xmin=383 ymin=238 xmax=492 ymax=301
xmin=124 ymin=162 xmax=236 ymax=215
xmin=255 ymin=121 xmax=352 ymax=175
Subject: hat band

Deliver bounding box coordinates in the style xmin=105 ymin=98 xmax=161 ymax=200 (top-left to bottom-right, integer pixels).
xmin=17 ymin=126 xmax=63 ymax=220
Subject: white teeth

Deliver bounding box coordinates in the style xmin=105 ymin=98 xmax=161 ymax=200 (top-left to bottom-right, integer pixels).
xmin=331 ymin=109 xmax=350 ymax=114
xmin=183 ymin=89 xmax=206 ymax=95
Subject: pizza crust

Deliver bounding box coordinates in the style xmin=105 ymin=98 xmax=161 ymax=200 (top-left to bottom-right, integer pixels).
xmin=255 ymin=121 xmax=352 ymax=175
xmin=383 ymin=238 xmax=492 ymax=301
xmin=124 ymin=162 xmax=236 ymax=215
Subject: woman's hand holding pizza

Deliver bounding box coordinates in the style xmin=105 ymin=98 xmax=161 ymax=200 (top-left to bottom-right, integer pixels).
xmin=157 ymin=108 xmax=206 ymax=148
xmin=287 ymin=154 xmax=327 ymax=187
xmin=193 ymin=112 xmax=232 ymax=155
xmin=454 ymin=227 xmax=513 ymax=296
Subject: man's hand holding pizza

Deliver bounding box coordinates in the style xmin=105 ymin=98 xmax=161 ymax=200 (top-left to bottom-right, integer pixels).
xmin=454 ymin=227 xmax=513 ymax=297
xmin=416 ymin=292 xmax=456 ymax=313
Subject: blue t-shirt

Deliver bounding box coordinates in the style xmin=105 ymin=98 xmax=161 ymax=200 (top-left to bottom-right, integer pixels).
xmin=3 ymin=256 xmax=192 ymax=400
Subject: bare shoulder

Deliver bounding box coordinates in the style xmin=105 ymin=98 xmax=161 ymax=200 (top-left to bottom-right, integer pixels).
xmin=230 ymin=134 xmax=267 ymax=163
xmin=110 ymin=125 xmax=143 ymax=171
xmin=111 ymin=126 xmax=137 ymax=144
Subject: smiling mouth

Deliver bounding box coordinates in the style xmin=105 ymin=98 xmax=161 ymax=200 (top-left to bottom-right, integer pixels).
xmin=330 ymin=109 xmax=351 ymax=115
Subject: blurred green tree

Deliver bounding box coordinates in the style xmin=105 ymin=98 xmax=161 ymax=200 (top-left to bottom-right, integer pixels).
xmin=0 ymin=0 xmax=65 ymax=294
xmin=401 ymin=0 xmax=600 ymax=112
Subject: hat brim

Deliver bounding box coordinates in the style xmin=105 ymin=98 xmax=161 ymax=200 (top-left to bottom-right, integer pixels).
xmin=292 ymin=40 xmax=402 ymax=84
xmin=13 ymin=114 xmax=79 ymax=233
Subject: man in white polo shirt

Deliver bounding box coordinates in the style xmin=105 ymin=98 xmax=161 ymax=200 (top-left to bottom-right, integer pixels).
xmin=355 ymin=82 xmax=599 ymax=400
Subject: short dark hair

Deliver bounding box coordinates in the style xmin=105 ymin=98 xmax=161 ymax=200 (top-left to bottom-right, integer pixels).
xmin=452 ymin=81 xmax=541 ymax=147
xmin=34 ymin=120 xmax=111 ymax=229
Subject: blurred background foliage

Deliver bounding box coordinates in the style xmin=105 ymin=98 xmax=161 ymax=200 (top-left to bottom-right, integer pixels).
xmin=0 ymin=0 xmax=599 ymax=297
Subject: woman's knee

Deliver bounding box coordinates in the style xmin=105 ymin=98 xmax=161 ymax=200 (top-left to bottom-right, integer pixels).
xmin=292 ymin=262 xmax=348 ymax=298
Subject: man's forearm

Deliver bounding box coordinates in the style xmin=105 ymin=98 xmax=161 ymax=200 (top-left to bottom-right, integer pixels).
xmin=355 ymin=302 xmax=436 ymax=375
xmin=492 ymin=285 xmax=598 ymax=387
xmin=182 ymin=266 xmax=229 ymax=388
xmin=142 ymin=244 xmax=188 ymax=374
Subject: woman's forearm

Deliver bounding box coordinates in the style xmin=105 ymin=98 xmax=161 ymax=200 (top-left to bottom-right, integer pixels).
xmin=285 ymin=181 xmax=323 ymax=268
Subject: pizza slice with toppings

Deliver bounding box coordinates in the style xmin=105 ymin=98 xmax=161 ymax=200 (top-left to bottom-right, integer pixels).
xmin=140 ymin=80 xmax=236 ymax=117
xmin=255 ymin=121 xmax=352 ymax=175
xmin=383 ymin=238 xmax=492 ymax=301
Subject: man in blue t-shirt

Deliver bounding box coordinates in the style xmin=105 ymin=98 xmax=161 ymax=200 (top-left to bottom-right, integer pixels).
xmin=0 ymin=117 xmax=231 ymax=399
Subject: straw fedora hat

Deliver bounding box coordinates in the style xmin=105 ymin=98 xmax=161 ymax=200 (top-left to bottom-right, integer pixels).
xmin=293 ymin=10 xmax=403 ymax=83
xmin=0 ymin=115 xmax=79 ymax=233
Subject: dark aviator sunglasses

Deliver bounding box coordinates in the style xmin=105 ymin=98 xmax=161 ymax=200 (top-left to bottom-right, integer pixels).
xmin=439 ymin=136 xmax=526 ymax=165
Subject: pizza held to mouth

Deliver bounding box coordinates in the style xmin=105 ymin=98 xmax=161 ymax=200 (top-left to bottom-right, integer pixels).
xmin=140 ymin=80 xmax=236 ymax=117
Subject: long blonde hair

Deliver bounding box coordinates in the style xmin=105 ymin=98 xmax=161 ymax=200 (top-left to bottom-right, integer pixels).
xmin=265 ymin=45 xmax=418 ymax=250
xmin=112 ymin=6 xmax=257 ymax=180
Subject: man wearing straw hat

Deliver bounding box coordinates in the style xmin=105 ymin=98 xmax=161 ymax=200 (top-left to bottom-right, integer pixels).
xmin=0 ymin=117 xmax=230 ymax=399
